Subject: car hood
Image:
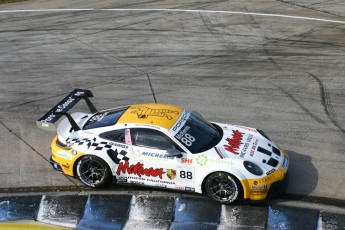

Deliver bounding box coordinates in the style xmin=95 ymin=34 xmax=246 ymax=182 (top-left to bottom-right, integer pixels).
xmin=211 ymin=123 xmax=283 ymax=171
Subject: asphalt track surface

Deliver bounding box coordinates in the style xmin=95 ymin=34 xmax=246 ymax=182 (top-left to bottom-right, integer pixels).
xmin=0 ymin=0 xmax=345 ymax=228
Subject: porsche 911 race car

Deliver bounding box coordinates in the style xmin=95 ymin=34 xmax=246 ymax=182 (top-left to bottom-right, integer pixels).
xmin=37 ymin=89 xmax=289 ymax=204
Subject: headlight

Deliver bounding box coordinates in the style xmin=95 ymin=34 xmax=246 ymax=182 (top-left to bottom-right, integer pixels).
xmin=257 ymin=129 xmax=271 ymax=141
xmin=243 ymin=161 xmax=263 ymax=176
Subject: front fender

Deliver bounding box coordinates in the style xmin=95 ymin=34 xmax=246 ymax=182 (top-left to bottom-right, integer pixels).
xmin=195 ymin=164 xmax=249 ymax=198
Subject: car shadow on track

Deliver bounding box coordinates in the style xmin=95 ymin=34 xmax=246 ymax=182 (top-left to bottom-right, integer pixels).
xmin=284 ymin=150 xmax=318 ymax=198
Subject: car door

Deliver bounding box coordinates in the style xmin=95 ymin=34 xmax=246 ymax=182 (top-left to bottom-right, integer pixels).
xmin=98 ymin=128 xmax=133 ymax=183
xmin=123 ymin=128 xmax=195 ymax=190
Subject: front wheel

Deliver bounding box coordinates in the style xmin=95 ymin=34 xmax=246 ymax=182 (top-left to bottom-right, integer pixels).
xmin=204 ymin=172 xmax=242 ymax=204
xmin=76 ymin=156 xmax=111 ymax=188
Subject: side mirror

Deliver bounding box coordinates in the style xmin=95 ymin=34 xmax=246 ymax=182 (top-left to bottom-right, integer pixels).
xmin=166 ymin=148 xmax=183 ymax=158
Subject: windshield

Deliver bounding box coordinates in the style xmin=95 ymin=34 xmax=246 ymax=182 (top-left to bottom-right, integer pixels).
xmin=83 ymin=107 xmax=128 ymax=130
xmin=174 ymin=112 xmax=222 ymax=153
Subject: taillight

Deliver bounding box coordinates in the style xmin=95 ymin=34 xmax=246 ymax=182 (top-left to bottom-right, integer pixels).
xmin=56 ymin=138 xmax=70 ymax=149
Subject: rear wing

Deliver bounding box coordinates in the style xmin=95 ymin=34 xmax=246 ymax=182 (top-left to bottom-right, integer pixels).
xmin=36 ymin=89 xmax=98 ymax=131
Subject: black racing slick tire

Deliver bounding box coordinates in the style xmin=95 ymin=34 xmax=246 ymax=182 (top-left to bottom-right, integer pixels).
xmin=76 ymin=156 xmax=111 ymax=188
xmin=204 ymin=172 xmax=242 ymax=204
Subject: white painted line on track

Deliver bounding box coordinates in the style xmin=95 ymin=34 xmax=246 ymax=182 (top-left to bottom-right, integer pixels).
xmin=316 ymin=212 xmax=323 ymax=230
xmin=36 ymin=195 xmax=77 ymax=229
xmin=0 ymin=8 xmax=345 ymax=25
xmin=36 ymin=195 xmax=46 ymax=224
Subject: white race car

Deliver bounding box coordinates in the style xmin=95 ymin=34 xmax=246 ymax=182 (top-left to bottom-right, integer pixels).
xmin=37 ymin=89 xmax=289 ymax=204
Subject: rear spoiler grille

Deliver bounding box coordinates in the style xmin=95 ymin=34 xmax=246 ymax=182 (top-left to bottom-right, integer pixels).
xmin=36 ymin=89 xmax=97 ymax=131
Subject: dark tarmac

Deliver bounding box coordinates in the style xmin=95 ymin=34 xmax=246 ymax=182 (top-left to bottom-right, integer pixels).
xmin=0 ymin=0 xmax=345 ymax=228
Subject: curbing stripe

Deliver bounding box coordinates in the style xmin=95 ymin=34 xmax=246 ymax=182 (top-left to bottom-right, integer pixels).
xmin=171 ymin=197 xmax=221 ymax=230
xmin=219 ymin=204 xmax=268 ymax=229
xmin=317 ymin=212 xmax=323 ymax=230
xmin=0 ymin=194 xmax=344 ymax=229
xmin=267 ymin=205 xmax=320 ymax=229
xmin=0 ymin=196 xmax=41 ymax=222
xmin=78 ymin=194 xmax=132 ymax=230
xmin=319 ymin=211 xmax=345 ymax=230
xmin=37 ymin=195 xmax=88 ymax=229
xmin=173 ymin=197 xmax=221 ymax=223
xmin=124 ymin=195 xmax=175 ymax=230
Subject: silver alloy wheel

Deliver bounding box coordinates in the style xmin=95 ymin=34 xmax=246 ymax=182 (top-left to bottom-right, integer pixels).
xmin=77 ymin=157 xmax=107 ymax=187
xmin=205 ymin=172 xmax=239 ymax=204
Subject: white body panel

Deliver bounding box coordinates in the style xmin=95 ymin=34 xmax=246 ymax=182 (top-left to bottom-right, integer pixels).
xmin=56 ymin=111 xmax=284 ymax=195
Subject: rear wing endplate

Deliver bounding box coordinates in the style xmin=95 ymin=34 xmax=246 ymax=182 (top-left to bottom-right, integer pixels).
xmin=36 ymin=89 xmax=97 ymax=131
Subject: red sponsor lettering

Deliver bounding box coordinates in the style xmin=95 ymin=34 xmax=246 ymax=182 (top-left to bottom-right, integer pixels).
xmin=250 ymin=139 xmax=259 ymax=156
xmin=176 ymin=185 xmax=185 ymax=190
xmin=116 ymin=161 xmax=165 ymax=179
xmin=224 ymin=130 xmax=243 ymax=155
xmin=233 ymin=125 xmax=258 ymax=133
xmin=181 ymin=158 xmax=193 ymax=164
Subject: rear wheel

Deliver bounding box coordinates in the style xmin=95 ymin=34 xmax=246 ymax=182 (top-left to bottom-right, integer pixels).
xmin=204 ymin=172 xmax=242 ymax=204
xmin=76 ymin=156 xmax=111 ymax=188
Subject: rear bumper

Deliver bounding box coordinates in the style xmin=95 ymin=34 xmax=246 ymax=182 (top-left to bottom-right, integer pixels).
xmin=49 ymin=156 xmax=63 ymax=172
xmin=51 ymin=135 xmax=84 ymax=176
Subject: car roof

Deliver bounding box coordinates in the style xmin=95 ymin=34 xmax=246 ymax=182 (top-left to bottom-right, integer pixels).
xmin=117 ymin=104 xmax=184 ymax=130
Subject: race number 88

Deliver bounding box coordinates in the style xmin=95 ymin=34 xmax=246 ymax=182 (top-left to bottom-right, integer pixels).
xmin=180 ymin=171 xmax=192 ymax=179
xmin=181 ymin=134 xmax=195 ymax=146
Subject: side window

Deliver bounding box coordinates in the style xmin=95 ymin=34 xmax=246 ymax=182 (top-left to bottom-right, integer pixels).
xmin=131 ymin=128 xmax=180 ymax=150
xmin=99 ymin=129 xmax=125 ymax=143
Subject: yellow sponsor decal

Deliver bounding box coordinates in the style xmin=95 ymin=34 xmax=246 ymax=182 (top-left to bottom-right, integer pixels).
xmin=118 ymin=104 xmax=183 ymax=129
xmin=130 ymin=105 xmax=179 ymax=120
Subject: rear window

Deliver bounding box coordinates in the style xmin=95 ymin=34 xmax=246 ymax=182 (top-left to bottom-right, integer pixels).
xmin=83 ymin=107 xmax=128 ymax=130
xmin=99 ymin=129 xmax=125 ymax=143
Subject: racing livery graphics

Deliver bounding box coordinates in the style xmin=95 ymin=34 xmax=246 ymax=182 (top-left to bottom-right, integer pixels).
xmin=37 ymin=89 xmax=289 ymax=204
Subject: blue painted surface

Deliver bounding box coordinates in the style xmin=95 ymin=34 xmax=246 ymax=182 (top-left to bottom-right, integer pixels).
xmin=0 ymin=196 xmax=41 ymax=221
xmin=170 ymin=222 xmax=218 ymax=230
xmin=267 ymin=205 xmax=319 ymax=229
xmin=78 ymin=194 xmax=132 ymax=230
xmin=174 ymin=197 xmax=221 ymax=223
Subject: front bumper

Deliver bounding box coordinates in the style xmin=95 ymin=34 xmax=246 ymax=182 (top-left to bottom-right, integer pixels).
xmin=266 ymin=173 xmax=289 ymax=199
xmin=243 ymin=150 xmax=289 ymax=201
xmin=243 ymin=176 xmax=288 ymax=204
